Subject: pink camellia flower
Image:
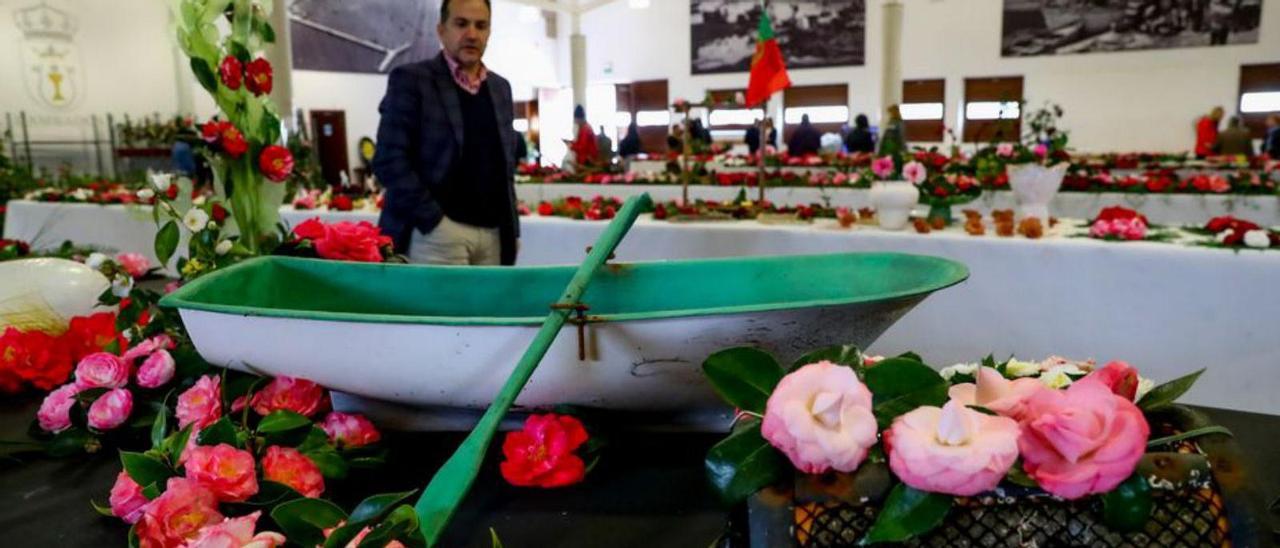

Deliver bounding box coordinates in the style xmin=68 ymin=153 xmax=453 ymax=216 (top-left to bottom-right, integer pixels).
xmin=948 ymin=366 xmax=1044 ymax=420
xmin=320 ymin=412 xmax=382 ymax=449
xmin=871 ymin=156 xmax=896 ymax=179
xmin=135 ymin=478 xmax=223 ymax=548
xmin=1083 ymin=360 xmax=1140 ymax=401
xmin=1209 ymin=176 xmax=1231 ymax=193
xmin=1019 ymin=379 xmax=1150 ymax=499
xmin=122 ymin=334 xmax=176 ymax=365
xmin=109 ymin=471 xmax=148 ymax=524
xmin=88 ymin=388 xmax=133 ymax=430
xmin=902 ymin=161 xmax=927 ymax=185
xmin=185 ymin=511 xmax=286 ymax=548
xmin=1033 ymin=143 xmax=1049 ymax=158
xmin=1120 ymin=218 xmax=1147 ymax=241
xmin=323 ymin=523 xmax=406 ymax=548
xmin=74 ymin=352 xmax=131 ymax=390
xmin=885 ymin=399 xmax=1020 ymax=496
xmin=183 ymin=443 xmax=260 ymax=502
xmin=136 ymin=350 xmax=176 ymax=389
xmin=116 ymin=252 xmax=151 ymax=278
xmin=177 ymin=375 xmax=223 ymax=430
xmin=1089 ymin=219 xmax=1113 ymax=239
xmin=832 ymin=172 xmax=849 ymax=185
xmin=164 ymin=281 xmax=183 ymax=294
xmin=996 ymin=143 xmax=1015 ymax=157
xmin=250 ymin=376 xmax=326 ymax=417
xmin=37 ymin=383 xmax=80 ymax=433
xmin=761 ymin=361 xmax=878 ymax=474
xmin=262 ymin=446 xmax=325 ymax=498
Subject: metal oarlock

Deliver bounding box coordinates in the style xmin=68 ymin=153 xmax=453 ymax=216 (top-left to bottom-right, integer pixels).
xmin=550 ymin=302 xmax=591 ymax=360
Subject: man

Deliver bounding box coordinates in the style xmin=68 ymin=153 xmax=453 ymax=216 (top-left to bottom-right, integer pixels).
xmin=1264 ymin=115 xmax=1280 ymax=159
xmin=1216 ymin=116 xmax=1254 ymax=158
xmin=745 ymin=118 xmax=777 ymax=155
xmin=1195 ymin=106 xmax=1223 ymax=158
xmin=373 ymin=0 xmax=519 ymax=266
xmin=877 ymin=104 xmax=906 ymax=156
xmin=595 ymin=126 xmax=613 ymax=164
xmin=787 ymin=114 xmax=821 ymax=156
xmin=569 ymin=106 xmax=599 ymax=166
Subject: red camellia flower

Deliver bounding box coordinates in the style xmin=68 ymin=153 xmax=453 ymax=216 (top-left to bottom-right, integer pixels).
xmin=250 ymin=376 xmax=326 ymax=417
xmin=1096 ymin=206 xmax=1148 ymax=226
xmin=218 ymin=55 xmax=243 ymax=90
xmin=63 ymin=312 xmax=127 ymax=362
xmin=165 ymin=184 xmax=180 ymax=201
xmin=653 ymin=204 xmax=668 ymax=220
xmin=220 ymin=125 xmax=248 ymax=158
xmin=1084 ymin=361 xmax=1140 ymax=401
xmin=329 ymin=195 xmax=353 ymax=211
xmin=291 ymin=218 xmax=392 ymax=262
xmin=1144 ymin=174 xmax=1172 ymax=193
xmin=537 ymin=201 xmax=554 ymax=216
xmin=292 ymin=218 xmax=328 ymax=241
xmin=211 ymin=203 xmax=229 ymax=224
xmin=932 ymin=186 xmax=949 ymax=197
xmin=244 ymin=58 xmax=273 ymax=96
xmin=262 ymin=446 xmax=325 ymax=498
xmin=499 ymin=414 xmax=589 ymax=488
xmin=258 ymin=145 xmax=294 ymax=182
xmin=201 ymin=121 xmax=224 ymax=144
xmin=1205 ymin=215 xmax=1261 ymax=234
xmin=1 ymin=328 xmax=73 ymax=391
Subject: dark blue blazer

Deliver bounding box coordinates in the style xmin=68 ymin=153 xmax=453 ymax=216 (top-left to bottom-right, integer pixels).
xmin=373 ymin=53 xmax=520 ymax=265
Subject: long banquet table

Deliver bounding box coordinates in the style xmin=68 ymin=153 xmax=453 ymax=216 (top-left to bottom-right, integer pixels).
xmin=5 ymin=199 xmax=1279 ymax=414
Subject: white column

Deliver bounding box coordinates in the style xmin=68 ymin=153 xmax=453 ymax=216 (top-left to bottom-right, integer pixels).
xmin=880 ymin=0 xmax=904 ymax=117
xmin=570 ymin=12 xmax=587 ymax=111
xmin=266 ymin=0 xmax=295 ymax=130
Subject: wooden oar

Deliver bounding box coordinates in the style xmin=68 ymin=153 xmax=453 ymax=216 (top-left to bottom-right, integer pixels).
xmin=415 ymin=193 xmax=653 ymax=545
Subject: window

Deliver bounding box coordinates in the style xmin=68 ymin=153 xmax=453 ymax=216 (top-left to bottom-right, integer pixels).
xmin=706 ymin=89 xmax=763 ymax=130
xmin=902 ymin=79 xmax=945 ymax=142
xmin=1239 ymin=63 xmax=1280 ymax=137
xmin=782 ymin=84 xmax=849 ymax=143
xmin=616 ymin=79 xmax=670 ymax=152
xmin=963 ymin=76 xmax=1023 ymax=143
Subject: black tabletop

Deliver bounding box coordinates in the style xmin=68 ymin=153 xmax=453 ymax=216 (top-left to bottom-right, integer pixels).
xmin=1 ymin=395 xmax=1275 ymax=547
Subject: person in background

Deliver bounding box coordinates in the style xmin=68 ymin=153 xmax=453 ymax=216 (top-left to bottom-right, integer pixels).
xmin=514 ymin=131 xmax=528 ymax=165
xmin=1195 ymin=106 xmax=1224 ymax=158
xmin=1264 ymin=115 xmax=1280 ymax=159
xmin=877 ymin=105 xmax=906 ymax=156
xmin=372 ymin=0 xmax=519 ymax=266
xmin=744 ymin=124 xmax=762 ymax=155
xmin=787 ymin=114 xmax=821 ymax=156
xmin=1217 ymin=116 xmax=1254 ymax=158
xmin=689 ymin=119 xmax=712 ymax=147
xmin=596 ymin=126 xmax=614 ymax=164
xmin=844 ymin=114 xmax=875 ymax=154
xmin=569 ymin=105 xmax=599 ymax=166
xmin=618 ymin=122 xmax=642 ymax=158
xmin=666 ymin=124 xmax=683 ymax=152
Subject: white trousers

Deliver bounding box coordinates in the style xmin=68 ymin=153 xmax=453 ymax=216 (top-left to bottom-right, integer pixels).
xmin=407 ymin=215 xmax=501 ymax=266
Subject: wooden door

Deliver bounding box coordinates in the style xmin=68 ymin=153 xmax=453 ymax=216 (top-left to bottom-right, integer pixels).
xmin=309 ymin=110 xmax=349 ymax=186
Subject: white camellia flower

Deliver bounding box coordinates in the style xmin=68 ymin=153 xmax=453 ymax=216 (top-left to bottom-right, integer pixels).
xmin=1004 ymin=359 xmax=1041 ymax=378
xmin=111 ymin=275 xmax=133 ymax=298
xmin=71 ymin=188 xmax=93 ymax=201
xmin=939 ymin=362 xmax=979 ymax=381
xmin=149 ymin=171 xmax=173 ymax=192
xmin=192 ymin=195 xmax=207 ymax=206
xmin=1038 ymin=365 xmax=1082 ymax=389
xmin=207 ymin=221 xmax=218 ymax=230
xmin=1215 ymin=231 xmax=1231 ymax=244
xmin=1134 ymin=377 xmax=1156 ymax=402
xmin=1243 ymin=230 xmax=1270 ymax=249
xmin=136 ymin=188 xmax=155 ymax=200
xmin=85 ymin=252 xmax=109 ymax=270
xmin=215 ymin=240 xmax=233 ymax=256
xmin=183 ymin=208 xmax=210 ymax=232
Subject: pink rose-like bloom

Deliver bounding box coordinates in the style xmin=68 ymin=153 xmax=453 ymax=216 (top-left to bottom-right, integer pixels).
xmin=184 ymin=443 xmax=260 ymax=502
xmin=137 ymin=350 xmax=176 ymax=388
xmin=1019 ymin=379 xmax=1150 ymax=499
xmin=871 ymin=156 xmax=896 ymax=179
xmin=185 ymin=511 xmax=286 ymax=548
xmin=88 ymin=388 xmax=133 ymax=430
xmin=1083 ymin=360 xmax=1140 ymax=401
xmin=1120 ymin=218 xmax=1147 ymax=241
xmin=320 ymin=412 xmax=382 ymax=449
xmin=902 ymin=161 xmax=927 ymax=185
xmin=996 ymin=143 xmax=1015 ymax=157
xmin=37 ymin=383 xmax=80 ymax=433
xmin=122 ymin=334 xmax=176 ymax=365
xmin=323 ymin=523 xmax=406 ymax=548
xmin=250 ymin=376 xmax=325 ymax=417
xmin=177 ymin=375 xmax=223 ymax=430
xmin=116 ymin=252 xmax=151 ymax=278
xmin=1089 ymin=219 xmax=1113 ymax=239
xmin=75 ymin=352 xmax=131 ymax=390
xmin=761 ymin=361 xmax=878 ymax=474
xmin=164 ymin=281 xmax=183 ymax=294
xmin=262 ymin=446 xmax=325 ymax=498
xmin=948 ymin=366 xmax=1044 ymax=420
xmin=109 ymin=471 xmax=148 ymax=524
xmin=1033 ymin=143 xmax=1049 ymax=158
xmin=1209 ymin=176 xmax=1231 ymax=193
xmin=832 ymin=172 xmax=849 ymax=185
xmin=885 ymin=399 xmax=1020 ymax=496
xmin=136 ymin=478 xmax=223 ymax=548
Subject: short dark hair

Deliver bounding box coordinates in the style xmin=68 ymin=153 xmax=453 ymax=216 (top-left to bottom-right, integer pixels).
xmin=441 ymin=0 xmax=491 ymax=23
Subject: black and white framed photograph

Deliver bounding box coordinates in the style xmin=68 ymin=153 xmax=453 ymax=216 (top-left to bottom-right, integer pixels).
xmin=690 ymin=0 xmax=865 ymax=75
xmin=1002 ymin=0 xmax=1263 ymax=57
xmin=289 ymin=0 xmax=440 ymax=73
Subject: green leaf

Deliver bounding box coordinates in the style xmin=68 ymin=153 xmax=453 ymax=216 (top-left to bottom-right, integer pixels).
xmin=1137 ymin=369 xmax=1205 ymax=411
xmin=120 ymin=451 xmax=174 ymax=488
xmin=872 ymin=383 xmax=950 ymax=429
xmin=356 ymin=505 xmax=420 ymax=548
xmin=271 ymin=497 xmax=348 ymax=547
xmin=150 ymin=402 xmax=169 ymax=449
xmin=260 ymin=111 xmax=282 ymax=145
xmin=490 ymin=528 xmax=504 ymax=548
xmin=349 ymin=491 xmax=417 ymax=524
xmin=862 ymin=484 xmax=953 ymax=544
xmin=322 ymin=522 xmax=367 ymax=548
xmin=154 ymin=221 xmax=180 ymax=266
xmin=895 ymin=351 xmax=924 ymax=363
xmin=304 ymin=447 xmax=350 ymax=480
xmin=701 ymin=347 xmax=785 ymax=413
xmin=1004 ymin=461 xmax=1038 ymax=488
xmin=1147 ymin=425 xmax=1233 ymax=448
xmin=864 ymin=358 xmax=945 ymax=403
xmin=46 ymin=428 xmax=90 ymax=457
xmin=90 ymin=498 xmax=115 ymax=517
xmin=128 ymin=524 xmax=140 ymax=548
xmin=75 ymin=387 xmax=109 ymax=405
xmin=189 ymin=57 xmax=217 ymax=94
xmin=248 ymin=480 xmax=303 ymax=507
xmin=258 ymin=19 xmax=276 ymax=43
xmin=197 ymin=417 xmax=240 ymax=448
xmin=791 ymin=344 xmax=862 ymax=372
xmin=704 ymin=419 xmax=786 ymax=505
xmin=141 ymin=482 xmax=161 ymax=500
xmin=1101 ymin=475 xmax=1153 ymax=533
xmin=167 ymin=424 xmax=194 ymax=464
xmin=257 ymin=410 xmax=311 ymax=434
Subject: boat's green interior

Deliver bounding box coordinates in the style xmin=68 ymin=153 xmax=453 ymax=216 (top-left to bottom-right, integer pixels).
xmin=160 ymin=254 xmax=968 ymax=326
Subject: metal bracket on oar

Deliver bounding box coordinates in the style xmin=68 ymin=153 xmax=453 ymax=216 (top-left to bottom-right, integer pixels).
xmin=414 ymin=193 xmax=653 ymax=546
xmin=584 ymin=246 xmax=616 ymax=261
xmin=550 ymin=302 xmax=590 ymax=361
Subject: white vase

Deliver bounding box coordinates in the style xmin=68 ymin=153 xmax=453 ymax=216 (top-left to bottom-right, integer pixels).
xmin=1007 ymin=163 xmax=1068 ymax=225
xmin=869 ymin=181 xmax=919 ymax=230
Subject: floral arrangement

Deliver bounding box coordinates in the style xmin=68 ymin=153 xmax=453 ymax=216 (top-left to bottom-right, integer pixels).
xmin=1198 ymin=215 xmax=1280 ymax=249
xmin=1087 ymin=206 xmax=1156 ymax=242
xmin=1000 ymin=102 xmax=1070 ymax=166
xmin=530 ymin=195 xmax=625 ymax=220
xmin=1 ymin=311 xmax=123 ymax=395
xmin=275 ymin=218 xmax=398 ymax=263
xmin=291 ymin=188 xmax=382 ymax=212
xmin=0 ymin=238 xmax=31 ymax=261
xmin=25 ymin=180 xmax=150 ymax=204
xmin=701 ymin=344 xmax=1213 ymax=543
xmin=115 ymin=115 xmax=197 ymax=150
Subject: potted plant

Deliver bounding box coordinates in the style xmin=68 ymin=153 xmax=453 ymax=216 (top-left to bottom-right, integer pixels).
xmin=867 ymin=153 xmax=920 ymax=230
xmin=1002 ymin=102 xmax=1070 ymax=225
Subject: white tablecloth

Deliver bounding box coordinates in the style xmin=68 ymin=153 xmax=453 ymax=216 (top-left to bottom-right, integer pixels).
xmin=516 ymin=184 xmax=1280 ymax=227
xmin=6 ymin=199 xmax=1278 ymax=414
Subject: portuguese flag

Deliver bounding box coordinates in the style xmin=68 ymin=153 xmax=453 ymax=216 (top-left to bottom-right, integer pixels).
xmin=745 ymin=2 xmax=791 ymax=107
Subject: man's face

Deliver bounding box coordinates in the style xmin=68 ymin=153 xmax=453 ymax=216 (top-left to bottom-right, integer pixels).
xmin=438 ymin=0 xmax=490 ymax=68
xmin=1211 ymin=107 xmax=1224 ymax=121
